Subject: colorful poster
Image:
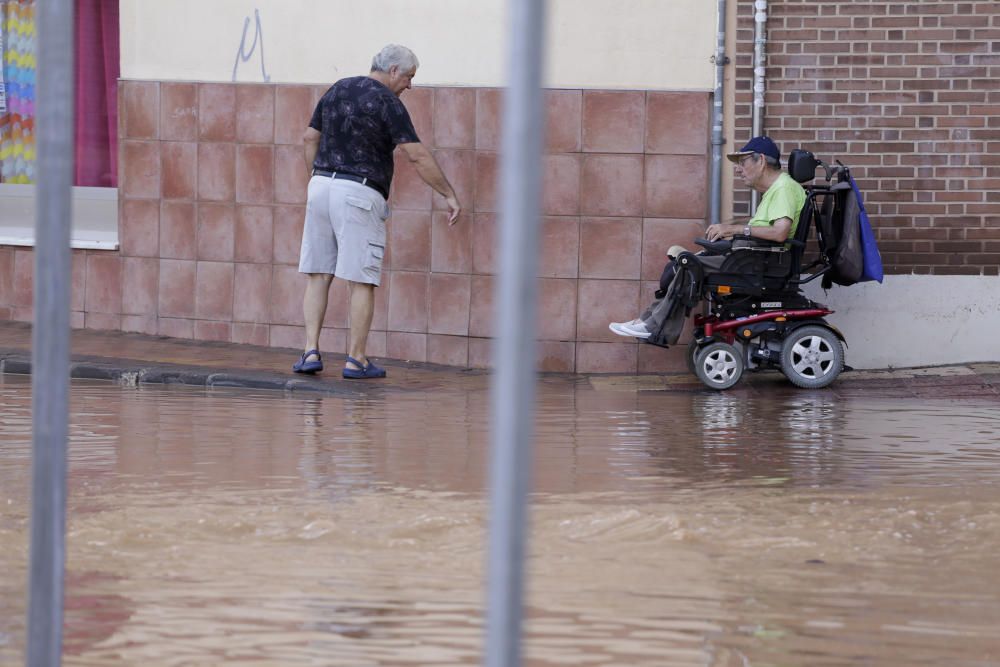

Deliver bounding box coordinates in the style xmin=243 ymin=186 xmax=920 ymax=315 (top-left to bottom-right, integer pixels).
xmin=0 ymin=25 xmax=7 ymax=114
xmin=0 ymin=0 xmax=36 ymax=183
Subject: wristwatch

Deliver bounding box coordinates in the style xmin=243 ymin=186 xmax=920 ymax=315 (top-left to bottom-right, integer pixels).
xmin=743 ymin=224 xmax=751 ymax=237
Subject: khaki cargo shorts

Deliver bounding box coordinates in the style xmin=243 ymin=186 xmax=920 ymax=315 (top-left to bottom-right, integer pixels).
xmin=298 ymin=176 xmax=389 ymax=286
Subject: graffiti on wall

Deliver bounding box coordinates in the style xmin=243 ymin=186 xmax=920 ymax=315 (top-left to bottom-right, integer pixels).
xmin=232 ymin=8 xmax=269 ymax=82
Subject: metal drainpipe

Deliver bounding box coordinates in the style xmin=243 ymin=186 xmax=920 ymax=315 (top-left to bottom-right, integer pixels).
xmin=709 ymin=0 xmax=728 ymax=226
xmin=751 ymin=0 xmax=768 ymax=212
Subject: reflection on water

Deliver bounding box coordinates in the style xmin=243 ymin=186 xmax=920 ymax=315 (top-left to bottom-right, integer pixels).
xmin=2 ymin=373 xmax=1000 ymax=665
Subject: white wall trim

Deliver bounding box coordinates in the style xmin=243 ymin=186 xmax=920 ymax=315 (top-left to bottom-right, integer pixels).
xmin=119 ymin=0 xmax=718 ymax=90
xmin=802 ymin=274 xmax=1000 ymax=370
xmin=0 ymin=184 xmax=120 ymax=250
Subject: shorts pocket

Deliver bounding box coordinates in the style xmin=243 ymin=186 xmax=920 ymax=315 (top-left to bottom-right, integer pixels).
xmin=346 ymin=195 xmax=374 ymax=211
xmin=363 ymin=242 xmax=385 ymax=279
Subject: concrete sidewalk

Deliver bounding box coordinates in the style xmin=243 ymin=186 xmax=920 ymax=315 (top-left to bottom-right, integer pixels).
xmin=0 ymin=321 xmax=486 ymax=397
xmin=1 ymin=321 xmax=998 ymax=398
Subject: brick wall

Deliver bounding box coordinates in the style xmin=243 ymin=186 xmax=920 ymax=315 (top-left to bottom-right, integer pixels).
xmin=733 ymin=0 xmax=1000 ymax=276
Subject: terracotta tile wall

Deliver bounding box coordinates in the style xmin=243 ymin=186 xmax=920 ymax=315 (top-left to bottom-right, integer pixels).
xmin=0 ymin=81 xmax=713 ymax=373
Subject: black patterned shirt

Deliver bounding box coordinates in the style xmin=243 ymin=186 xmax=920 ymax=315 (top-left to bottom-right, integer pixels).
xmin=309 ymin=76 xmax=420 ymax=191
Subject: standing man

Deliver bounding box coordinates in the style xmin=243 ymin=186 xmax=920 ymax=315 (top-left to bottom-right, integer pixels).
xmin=294 ymin=44 xmax=461 ymax=378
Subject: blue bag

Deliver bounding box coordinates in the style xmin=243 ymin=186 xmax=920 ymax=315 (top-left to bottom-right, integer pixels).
xmin=850 ymin=176 xmax=883 ymax=283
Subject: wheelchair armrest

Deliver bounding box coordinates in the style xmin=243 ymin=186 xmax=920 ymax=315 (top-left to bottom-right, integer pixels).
xmin=694 ymin=237 xmax=732 ymax=254
xmin=731 ymin=236 xmax=788 ymax=252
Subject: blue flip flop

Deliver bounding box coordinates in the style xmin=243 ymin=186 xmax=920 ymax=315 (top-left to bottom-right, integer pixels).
xmin=293 ymin=349 xmax=323 ymax=374
xmin=342 ymin=355 xmax=386 ymax=379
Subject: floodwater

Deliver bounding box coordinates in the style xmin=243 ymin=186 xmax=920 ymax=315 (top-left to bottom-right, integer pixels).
xmin=1 ymin=373 xmax=999 ymax=666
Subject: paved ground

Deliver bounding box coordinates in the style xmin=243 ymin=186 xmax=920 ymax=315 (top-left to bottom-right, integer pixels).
xmin=1 ymin=321 xmax=998 ymax=398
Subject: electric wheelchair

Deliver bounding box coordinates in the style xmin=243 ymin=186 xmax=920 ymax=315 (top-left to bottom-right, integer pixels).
xmin=648 ymin=149 xmax=857 ymax=390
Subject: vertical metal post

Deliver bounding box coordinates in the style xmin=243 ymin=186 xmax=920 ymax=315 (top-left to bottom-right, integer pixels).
xmin=485 ymin=0 xmax=546 ymax=665
xmin=750 ymin=0 xmax=768 ymax=213
xmin=27 ymin=1 xmax=74 ymax=666
xmin=708 ymin=0 xmax=728 ymax=226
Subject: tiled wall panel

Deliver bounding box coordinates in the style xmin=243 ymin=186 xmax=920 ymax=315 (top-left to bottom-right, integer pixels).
xmin=2 ymin=82 xmax=712 ymax=373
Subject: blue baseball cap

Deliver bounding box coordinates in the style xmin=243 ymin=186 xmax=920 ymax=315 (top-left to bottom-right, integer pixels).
xmin=727 ymin=136 xmax=780 ymax=163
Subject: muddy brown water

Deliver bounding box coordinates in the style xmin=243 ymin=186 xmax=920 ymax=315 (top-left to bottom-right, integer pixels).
xmin=1 ymin=373 xmax=999 ymax=666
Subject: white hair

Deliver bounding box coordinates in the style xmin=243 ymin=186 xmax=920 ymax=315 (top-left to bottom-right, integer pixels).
xmin=370 ymin=44 xmax=419 ymax=73
xmin=751 ymin=152 xmax=782 ymax=170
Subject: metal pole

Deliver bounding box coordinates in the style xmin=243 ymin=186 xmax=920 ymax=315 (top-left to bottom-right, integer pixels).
xmin=27 ymin=0 xmax=74 ymax=665
xmin=708 ymin=0 xmax=728 ymax=226
xmin=485 ymin=0 xmax=546 ymax=664
xmin=751 ymin=0 xmax=768 ymax=213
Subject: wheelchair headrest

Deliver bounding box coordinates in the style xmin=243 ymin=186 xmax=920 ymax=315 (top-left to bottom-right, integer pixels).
xmin=788 ymin=149 xmax=819 ymax=184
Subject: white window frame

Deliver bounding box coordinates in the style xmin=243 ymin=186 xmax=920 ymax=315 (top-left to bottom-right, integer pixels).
xmin=0 ymin=183 xmax=119 ymax=250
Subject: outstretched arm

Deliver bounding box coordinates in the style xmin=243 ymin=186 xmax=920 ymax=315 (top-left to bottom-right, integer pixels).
xmin=397 ymin=142 xmax=461 ymax=224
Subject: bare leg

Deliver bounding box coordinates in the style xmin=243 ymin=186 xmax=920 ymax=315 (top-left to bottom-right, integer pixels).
xmin=346 ymin=281 xmax=376 ymax=369
xmin=303 ymin=273 xmax=334 ymax=361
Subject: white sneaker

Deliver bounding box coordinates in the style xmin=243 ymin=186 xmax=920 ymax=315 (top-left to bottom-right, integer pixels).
xmin=608 ymin=319 xmax=638 ymax=333
xmin=609 ymin=320 xmax=651 ymax=339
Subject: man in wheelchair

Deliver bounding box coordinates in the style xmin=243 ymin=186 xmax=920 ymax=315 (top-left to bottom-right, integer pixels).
xmin=609 ymin=135 xmax=806 ymax=342
xmin=605 ymin=137 xmax=861 ymax=390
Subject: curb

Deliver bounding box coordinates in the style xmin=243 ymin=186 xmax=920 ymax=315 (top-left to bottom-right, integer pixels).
xmin=0 ymin=353 xmax=366 ymax=397
xmin=3 ymin=349 xmax=999 ymax=398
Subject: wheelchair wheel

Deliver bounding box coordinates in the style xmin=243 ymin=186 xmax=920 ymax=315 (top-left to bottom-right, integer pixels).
xmin=694 ymin=341 xmax=744 ymax=390
xmin=780 ymin=325 xmax=844 ymax=389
